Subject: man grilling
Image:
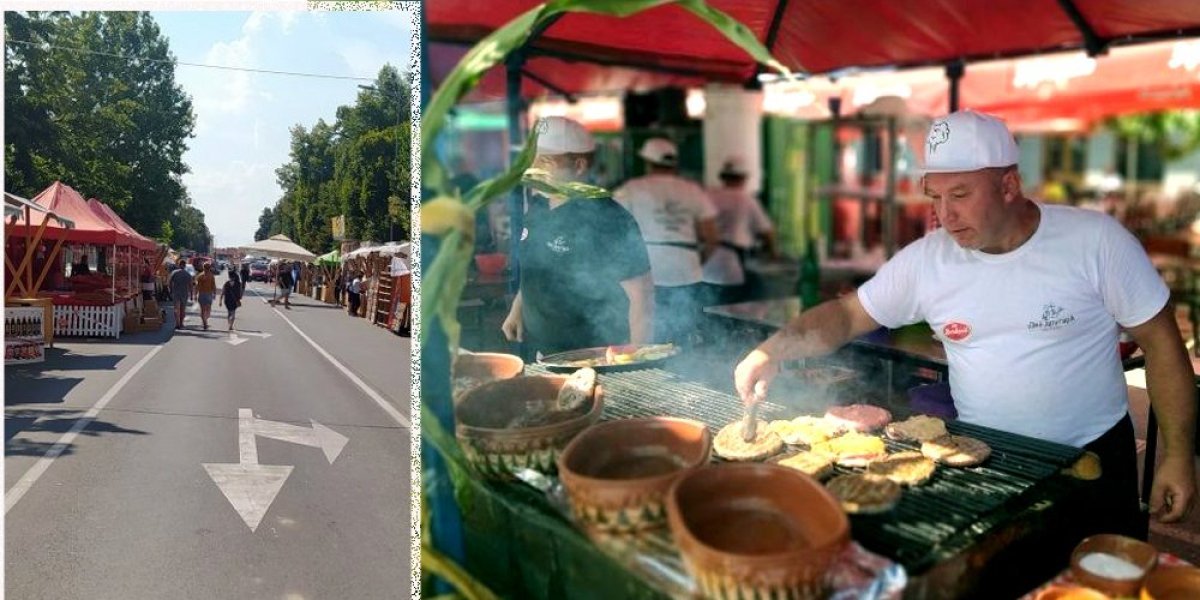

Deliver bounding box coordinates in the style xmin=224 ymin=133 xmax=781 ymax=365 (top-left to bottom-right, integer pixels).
xmin=501 ymin=116 xmax=654 ymax=359
xmin=735 ymin=110 xmax=1196 ymax=536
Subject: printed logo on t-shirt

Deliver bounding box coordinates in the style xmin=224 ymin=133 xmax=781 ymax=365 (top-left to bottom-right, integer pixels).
xmin=547 ymin=235 xmax=570 ymax=254
xmin=943 ymin=321 xmax=971 ymax=342
xmin=521 ymin=228 xmax=529 ymax=241
xmin=1028 ymin=303 xmax=1076 ymax=332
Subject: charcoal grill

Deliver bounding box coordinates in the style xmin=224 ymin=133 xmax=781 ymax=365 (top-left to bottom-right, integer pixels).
xmin=532 ymin=365 xmax=1086 ymax=577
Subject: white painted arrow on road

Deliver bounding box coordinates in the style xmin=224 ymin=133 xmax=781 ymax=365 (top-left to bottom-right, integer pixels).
xmin=203 ymin=409 xmax=348 ymax=531
xmin=224 ymin=330 xmax=271 ymax=346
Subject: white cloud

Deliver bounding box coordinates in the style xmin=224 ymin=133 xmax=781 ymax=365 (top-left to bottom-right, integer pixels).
xmin=185 ymin=161 xmax=281 ymax=247
xmin=337 ymin=40 xmax=391 ymax=80
xmin=278 ymin=12 xmax=299 ymax=34
xmin=243 ymin=11 xmax=270 ymax=35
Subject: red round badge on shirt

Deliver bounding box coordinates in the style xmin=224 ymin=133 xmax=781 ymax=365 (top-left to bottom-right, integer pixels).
xmin=943 ymin=321 xmax=971 ymax=342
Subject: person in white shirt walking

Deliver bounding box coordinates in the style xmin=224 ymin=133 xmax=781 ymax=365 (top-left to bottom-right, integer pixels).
xmin=702 ymin=156 xmax=778 ymax=306
xmin=614 ymin=138 xmax=718 ymax=346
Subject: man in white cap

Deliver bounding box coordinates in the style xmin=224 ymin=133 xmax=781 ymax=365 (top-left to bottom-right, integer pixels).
xmin=614 ymin=137 xmax=718 ymax=346
xmin=501 ymin=116 xmax=653 ymax=357
xmin=734 ymin=110 xmax=1195 ymax=535
xmin=702 ymin=155 xmax=778 ymax=305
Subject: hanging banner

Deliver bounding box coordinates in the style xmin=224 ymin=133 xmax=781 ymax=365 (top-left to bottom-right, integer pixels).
xmin=331 ymin=215 xmax=346 ymax=241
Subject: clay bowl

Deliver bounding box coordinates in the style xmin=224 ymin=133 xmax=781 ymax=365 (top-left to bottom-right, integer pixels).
xmin=1069 ymin=534 xmax=1158 ymax=597
xmin=666 ymin=463 xmax=849 ymax=599
xmin=1035 ymin=585 xmax=1110 ymax=600
xmin=1141 ymin=566 xmax=1200 ymax=600
xmin=558 ymin=418 xmax=711 ymax=534
xmin=455 ymin=375 xmax=603 ymax=479
xmin=452 ymin=352 xmax=525 ymax=399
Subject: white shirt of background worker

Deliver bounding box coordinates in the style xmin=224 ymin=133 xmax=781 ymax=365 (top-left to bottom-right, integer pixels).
xmin=614 ymin=138 xmax=718 ymax=345
xmin=614 ymin=138 xmax=718 ymax=287
xmin=735 ymin=110 xmax=1196 ymax=525
xmin=702 ymin=156 xmax=778 ymax=287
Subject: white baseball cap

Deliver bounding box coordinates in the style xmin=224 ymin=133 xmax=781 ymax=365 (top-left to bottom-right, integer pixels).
xmin=534 ymin=116 xmax=595 ymax=155
xmin=639 ymin=138 xmax=678 ymax=166
xmin=922 ymin=110 xmax=1019 ymax=174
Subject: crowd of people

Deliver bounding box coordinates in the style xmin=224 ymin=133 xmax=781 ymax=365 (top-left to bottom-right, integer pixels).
xmin=164 ymin=256 xmax=372 ymax=328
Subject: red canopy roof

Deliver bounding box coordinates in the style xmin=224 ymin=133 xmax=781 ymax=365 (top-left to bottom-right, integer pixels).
xmin=87 ymin=198 xmax=157 ymax=250
xmin=428 ymin=0 xmax=1200 ymax=101
xmin=8 ymin=181 xmax=139 ymax=247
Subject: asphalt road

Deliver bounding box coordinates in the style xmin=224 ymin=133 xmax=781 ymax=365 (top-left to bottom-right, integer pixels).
xmin=6 ymin=276 xmax=412 ymax=599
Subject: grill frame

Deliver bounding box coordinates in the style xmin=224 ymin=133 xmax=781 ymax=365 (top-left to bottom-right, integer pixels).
xmin=532 ymin=365 xmax=1086 ymax=575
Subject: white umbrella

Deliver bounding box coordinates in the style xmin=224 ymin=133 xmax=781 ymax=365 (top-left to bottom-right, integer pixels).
xmin=239 ymin=234 xmax=316 ymax=262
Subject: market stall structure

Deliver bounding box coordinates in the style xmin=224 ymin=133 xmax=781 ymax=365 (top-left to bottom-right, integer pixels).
xmin=5 ymin=181 xmax=156 ymax=340
xmin=4 ymin=190 xmax=75 ymax=364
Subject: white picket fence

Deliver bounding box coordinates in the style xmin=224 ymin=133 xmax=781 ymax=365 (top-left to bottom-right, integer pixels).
xmin=53 ymin=304 xmax=123 ymax=339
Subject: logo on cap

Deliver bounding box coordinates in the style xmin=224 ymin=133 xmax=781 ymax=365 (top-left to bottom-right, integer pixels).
xmin=927 ymin=121 xmax=951 ymax=156
xmin=942 ymin=321 xmax=971 ymax=342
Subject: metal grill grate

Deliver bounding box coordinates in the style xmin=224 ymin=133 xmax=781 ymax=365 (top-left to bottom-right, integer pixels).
xmin=530 ymin=365 xmax=1085 ymax=574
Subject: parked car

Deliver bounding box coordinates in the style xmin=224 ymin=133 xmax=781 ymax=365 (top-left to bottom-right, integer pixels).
xmin=249 ymin=262 xmax=269 ymax=282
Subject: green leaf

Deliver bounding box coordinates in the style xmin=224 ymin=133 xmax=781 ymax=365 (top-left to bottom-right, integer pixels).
xmin=421 ymin=4 xmax=547 ymax=197
xmin=677 ymin=0 xmax=794 ymax=75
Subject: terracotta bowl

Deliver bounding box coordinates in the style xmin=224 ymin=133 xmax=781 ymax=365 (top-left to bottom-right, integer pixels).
xmin=452 ymin=352 xmax=525 ymax=399
xmin=1069 ymin=534 xmax=1158 ymax=597
xmin=666 ymin=463 xmax=849 ymax=599
xmin=1141 ymin=566 xmax=1200 ymax=600
xmin=455 ymin=375 xmax=603 ymax=479
xmin=558 ymin=418 xmax=711 ymax=534
xmin=1035 ymin=585 xmax=1110 ymax=600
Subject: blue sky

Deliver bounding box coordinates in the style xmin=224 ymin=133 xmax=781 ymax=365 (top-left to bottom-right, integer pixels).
xmin=149 ymin=8 xmax=414 ymax=247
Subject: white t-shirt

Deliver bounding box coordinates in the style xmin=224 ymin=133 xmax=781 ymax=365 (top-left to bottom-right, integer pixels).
xmin=702 ymin=187 xmax=774 ymax=286
xmin=857 ymin=204 xmax=1167 ymax=447
xmin=614 ymin=174 xmax=717 ymax=287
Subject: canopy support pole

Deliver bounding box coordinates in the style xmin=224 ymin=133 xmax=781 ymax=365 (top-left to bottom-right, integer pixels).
xmin=946 ymin=59 xmax=964 ymax=113
xmin=1055 ymin=0 xmax=1108 ymax=56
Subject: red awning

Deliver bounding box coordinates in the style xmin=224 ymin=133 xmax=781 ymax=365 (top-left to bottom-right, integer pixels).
xmin=428 ymin=1 xmax=1200 ymax=101
xmin=764 ymin=39 xmax=1200 ymax=131
xmin=86 ymin=199 xmax=157 ymax=251
xmin=8 ymin=182 xmax=139 ymax=247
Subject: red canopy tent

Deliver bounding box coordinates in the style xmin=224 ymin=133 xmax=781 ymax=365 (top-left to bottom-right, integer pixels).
xmin=428 ymin=0 xmax=1200 ymax=103
xmin=8 ymin=181 xmax=139 ymax=247
xmin=86 ymin=198 xmax=157 ymax=251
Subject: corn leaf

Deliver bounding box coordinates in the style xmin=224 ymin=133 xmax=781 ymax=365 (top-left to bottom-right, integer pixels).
xmin=677 ymin=0 xmax=793 ymax=76
xmin=421 ymin=545 xmax=501 ymax=600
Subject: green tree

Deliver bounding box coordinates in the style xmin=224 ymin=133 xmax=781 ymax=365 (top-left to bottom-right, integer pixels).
xmin=255 ymin=207 xmax=274 ymax=241
xmin=5 ymin=11 xmax=197 ymax=237
xmin=264 ymin=64 xmax=411 ymax=248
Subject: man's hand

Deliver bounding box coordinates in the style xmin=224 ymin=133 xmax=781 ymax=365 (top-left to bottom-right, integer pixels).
xmin=1150 ymin=454 xmax=1197 ymax=523
xmin=734 ymin=348 xmax=778 ymax=407
xmin=501 ymin=309 xmax=523 ymax=342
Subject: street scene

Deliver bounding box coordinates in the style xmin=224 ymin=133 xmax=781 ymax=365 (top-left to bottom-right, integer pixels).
xmin=6 ymin=7 xmax=414 ymax=599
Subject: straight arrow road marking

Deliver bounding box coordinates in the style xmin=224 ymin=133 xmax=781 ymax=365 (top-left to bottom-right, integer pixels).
xmin=203 ymin=409 xmax=348 ymax=531
xmin=226 ymin=332 xmax=249 ymax=346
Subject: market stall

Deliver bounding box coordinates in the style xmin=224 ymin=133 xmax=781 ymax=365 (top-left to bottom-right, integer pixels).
xmin=4 ymin=191 xmax=75 ymax=362
xmin=344 ymin=241 xmax=410 ymax=333
xmin=314 ymin=249 xmax=342 ymax=304
xmin=5 ymin=182 xmax=143 ymax=339
xmin=238 ymin=234 xmax=316 ymax=304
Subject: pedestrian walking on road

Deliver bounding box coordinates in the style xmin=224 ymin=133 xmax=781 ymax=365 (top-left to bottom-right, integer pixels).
xmin=219 ymin=274 xmax=242 ymax=331
xmin=195 ymin=263 xmax=217 ymax=330
xmin=348 ymin=272 xmax=363 ymax=317
xmin=239 ymin=263 xmax=250 ymax=298
xmin=168 ymin=258 xmax=193 ymax=329
xmin=270 ymin=263 xmax=294 ymax=309
xmin=228 ymin=270 xmax=243 ymax=301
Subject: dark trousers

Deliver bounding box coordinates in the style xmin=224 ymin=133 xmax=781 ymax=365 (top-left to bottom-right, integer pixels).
xmin=1080 ymin=413 xmax=1146 ymax=540
xmin=653 ymin=284 xmax=704 ymax=346
xmin=348 ymin=291 xmax=361 ymax=316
